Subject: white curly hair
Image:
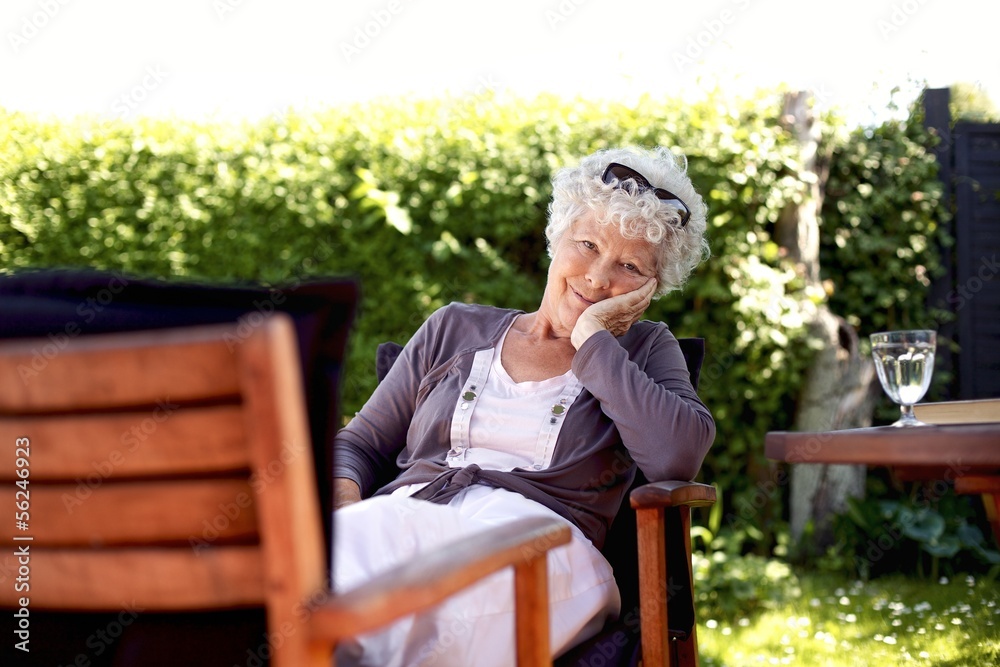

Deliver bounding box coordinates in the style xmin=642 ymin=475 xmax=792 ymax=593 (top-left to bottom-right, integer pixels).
xmin=545 ymin=146 xmax=710 ymax=297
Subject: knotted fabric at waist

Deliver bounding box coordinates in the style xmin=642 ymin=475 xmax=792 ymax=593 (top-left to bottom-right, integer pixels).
xmin=406 ymin=463 xmax=583 ymax=533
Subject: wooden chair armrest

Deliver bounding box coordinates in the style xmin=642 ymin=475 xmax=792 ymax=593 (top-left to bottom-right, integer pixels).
xmin=308 ymin=515 xmax=571 ymax=642
xmin=955 ymin=475 xmax=1000 ymax=495
xmin=630 ymin=480 xmax=717 ymax=510
xmin=631 ymin=480 xmax=715 ymax=667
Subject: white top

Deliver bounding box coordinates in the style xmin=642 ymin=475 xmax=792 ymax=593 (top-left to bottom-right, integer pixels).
xmin=447 ymin=323 xmax=583 ymax=472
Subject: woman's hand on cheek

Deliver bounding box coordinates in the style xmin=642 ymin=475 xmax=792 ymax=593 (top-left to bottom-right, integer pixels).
xmin=570 ymin=278 xmax=656 ymax=349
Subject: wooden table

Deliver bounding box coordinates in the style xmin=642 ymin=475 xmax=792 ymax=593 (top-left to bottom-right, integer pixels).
xmin=765 ymin=422 xmax=1000 ymax=543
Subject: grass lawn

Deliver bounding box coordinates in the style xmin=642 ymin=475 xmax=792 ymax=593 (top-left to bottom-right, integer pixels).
xmin=697 ymin=573 xmax=1000 ymax=666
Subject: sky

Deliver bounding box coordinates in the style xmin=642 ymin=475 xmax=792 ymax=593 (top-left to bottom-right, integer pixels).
xmin=1 ymin=0 xmax=998 ymax=126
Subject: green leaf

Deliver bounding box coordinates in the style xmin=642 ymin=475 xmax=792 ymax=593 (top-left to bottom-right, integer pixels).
xmin=956 ymin=521 xmax=986 ymax=547
xmin=900 ymin=508 xmax=946 ymax=544
xmin=921 ymin=535 xmax=961 ymax=558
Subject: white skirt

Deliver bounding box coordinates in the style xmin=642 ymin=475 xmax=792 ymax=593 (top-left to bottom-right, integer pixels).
xmin=332 ymin=483 xmax=621 ymax=667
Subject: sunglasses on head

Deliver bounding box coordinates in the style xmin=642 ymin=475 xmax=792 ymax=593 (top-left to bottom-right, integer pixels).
xmin=601 ymin=162 xmax=692 ymax=227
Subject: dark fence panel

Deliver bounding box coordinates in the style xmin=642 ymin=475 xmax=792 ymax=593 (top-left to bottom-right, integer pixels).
xmin=924 ymin=88 xmax=1000 ymax=400
xmin=953 ymin=121 xmax=1000 ymax=398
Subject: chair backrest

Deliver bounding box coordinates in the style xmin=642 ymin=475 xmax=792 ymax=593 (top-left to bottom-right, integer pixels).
xmin=0 ymin=314 xmax=326 ymax=666
xmin=0 ymin=269 xmax=360 ymax=572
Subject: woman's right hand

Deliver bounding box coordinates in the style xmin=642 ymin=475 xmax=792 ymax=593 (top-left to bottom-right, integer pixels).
xmin=571 ymin=277 xmax=656 ymax=349
xmin=333 ymin=478 xmax=362 ymax=510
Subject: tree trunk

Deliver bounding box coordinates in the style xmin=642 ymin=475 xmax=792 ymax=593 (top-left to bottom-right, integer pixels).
xmin=788 ymin=309 xmax=879 ymax=546
xmin=777 ymin=91 xmax=879 ymax=548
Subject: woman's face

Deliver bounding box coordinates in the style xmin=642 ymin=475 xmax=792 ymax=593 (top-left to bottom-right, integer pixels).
xmin=541 ymin=211 xmax=658 ymax=335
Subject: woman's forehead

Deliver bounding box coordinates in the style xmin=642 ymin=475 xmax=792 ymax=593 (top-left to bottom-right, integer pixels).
xmin=571 ymin=215 xmax=658 ymax=261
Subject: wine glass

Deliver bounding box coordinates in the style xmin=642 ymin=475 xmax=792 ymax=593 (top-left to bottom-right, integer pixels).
xmin=870 ymin=330 xmax=937 ymax=427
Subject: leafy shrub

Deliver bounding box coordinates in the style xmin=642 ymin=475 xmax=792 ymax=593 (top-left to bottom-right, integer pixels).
xmin=820 ymin=111 xmax=949 ymax=335
xmin=819 ymin=97 xmax=953 ymax=418
xmin=820 ymin=485 xmax=1000 ymax=581
xmin=0 ymin=90 xmax=947 ymax=542
xmin=693 ymin=551 xmax=802 ymax=620
xmin=692 ymin=483 xmax=802 ymax=618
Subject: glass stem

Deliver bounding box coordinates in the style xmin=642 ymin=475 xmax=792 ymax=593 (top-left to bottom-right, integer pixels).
xmin=900 ymin=404 xmax=915 ymax=421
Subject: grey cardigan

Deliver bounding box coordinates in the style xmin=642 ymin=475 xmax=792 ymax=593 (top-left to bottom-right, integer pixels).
xmin=333 ymin=303 xmax=715 ymax=549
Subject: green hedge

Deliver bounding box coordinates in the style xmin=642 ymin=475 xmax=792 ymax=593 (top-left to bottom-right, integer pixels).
xmin=0 ymin=91 xmax=946 ymax=532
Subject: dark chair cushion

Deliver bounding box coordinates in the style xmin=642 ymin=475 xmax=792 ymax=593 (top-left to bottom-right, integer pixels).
xmin=376 ymin=340 xmax=404 ymax=383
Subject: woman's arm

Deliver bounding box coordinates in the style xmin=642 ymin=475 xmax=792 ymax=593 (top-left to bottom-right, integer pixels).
xmin=332 ymin=307 xmax=446 ymax=496
xmin=572 ymin=325 xmax=715 ymax=482
xmin=333 ymin=477 xmax=362 ymax=510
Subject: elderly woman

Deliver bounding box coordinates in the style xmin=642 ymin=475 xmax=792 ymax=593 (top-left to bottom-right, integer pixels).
xmin=332 ymin=146 xmax=715 ymax=666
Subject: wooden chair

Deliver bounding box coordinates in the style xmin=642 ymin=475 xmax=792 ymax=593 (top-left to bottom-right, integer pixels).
xmin=0 ymin=314 xmax=571 ymax=666
xmin=376 ymin=337 xmax=717 ymax=667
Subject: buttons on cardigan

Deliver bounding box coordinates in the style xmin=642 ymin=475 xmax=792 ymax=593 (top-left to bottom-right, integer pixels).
xmin=549 ymin=400 xmax=567 ymax=424
xmin=461 ymin=388 xmax=478 ymax=411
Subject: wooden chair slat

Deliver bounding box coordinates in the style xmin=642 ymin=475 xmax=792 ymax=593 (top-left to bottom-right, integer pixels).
xmin=0 ymin=405 xmax=249 ymax=481
xmin=0 ymin=546 xmax=264 ymax=611
xmin=237 ymin=315 xmax=328 ymax=666
xmin=6 ymin=479 xmax=257 ymax=546
xmin=514 ymin=557 xmax=551 ymax=666
xmin=636 ymin=506 xmax=669 ymax=667
xmin=955 ymin=475 xmax=1000 ymax=495
xmin=0 ymin=325 xmax=241 ymax=413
